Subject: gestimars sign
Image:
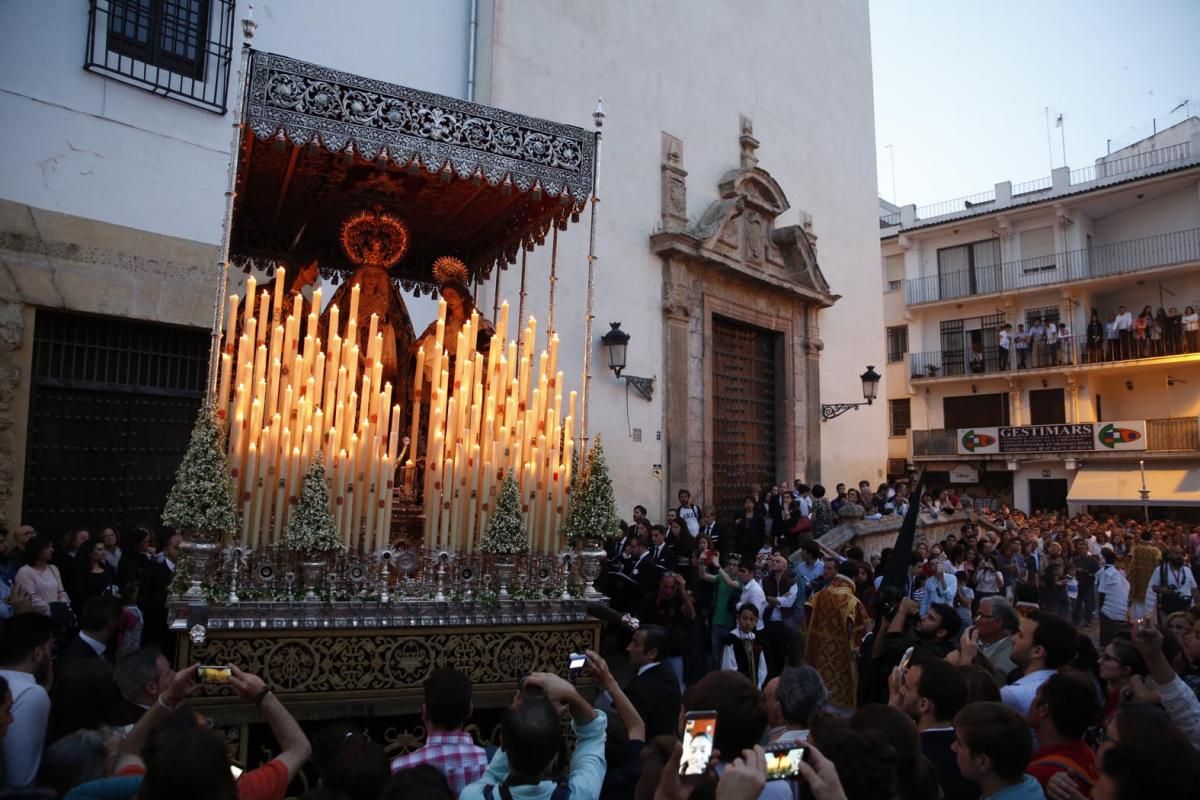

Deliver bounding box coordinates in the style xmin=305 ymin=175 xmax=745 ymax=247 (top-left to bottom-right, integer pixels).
xmin=956 ymin=420 xmax=1146 ymax=455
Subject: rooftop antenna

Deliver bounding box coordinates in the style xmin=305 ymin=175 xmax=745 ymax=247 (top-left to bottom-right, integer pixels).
xmin=1056 ymin=113 xmax=1067 ymax=167
xmin=884 ymin=143 xmax=898 ymax=204
xmin=1044 ymin=107 xmax=1054 ymax=171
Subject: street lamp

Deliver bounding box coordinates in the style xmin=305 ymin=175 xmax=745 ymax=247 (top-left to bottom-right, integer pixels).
xmin=600 ymin=322 xmax=655 ymax=401
xmin=821 ymin=365 xmax=882 ymax=422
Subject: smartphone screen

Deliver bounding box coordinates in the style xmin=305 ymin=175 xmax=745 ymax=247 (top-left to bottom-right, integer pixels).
xmin=199 ymin=665 xmax=232 ymax=684
xmin=765 ymin=746 xmax=806 ymax=780
xmin=568 ymin=653 xmax=587 ymax=671
xmin=899 ymin=646 xmax=915 ymax=673
xmin=679 ymin=712 xmax=717 ymax=777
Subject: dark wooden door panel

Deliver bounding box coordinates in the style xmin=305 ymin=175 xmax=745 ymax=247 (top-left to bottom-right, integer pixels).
xmin=711 ymin=316 xmax=777 ymax=524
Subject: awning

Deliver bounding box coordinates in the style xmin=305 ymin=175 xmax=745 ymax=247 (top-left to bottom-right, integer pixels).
xmin=1067 ymin=464 xmax=1200 ymax=506
xmin=231 ymin=50 xmax=597 ymax=291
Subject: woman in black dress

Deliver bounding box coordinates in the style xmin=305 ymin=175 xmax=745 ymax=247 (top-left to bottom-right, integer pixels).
xmin=71 ymin=537 xmax=120 ymax=613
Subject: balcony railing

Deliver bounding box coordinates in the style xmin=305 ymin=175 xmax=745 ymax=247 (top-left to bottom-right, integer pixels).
xmin=911 ymin=417 xmax=1200 ymax=457
xmin=880 ymin=141 xmax=1194 ymax=228
xmin=908 ymin=331 xmax=1200 ymax=380
xmin=906 ymin=227 xmax=1200 ymax=306
xmin=1069 ymin=141 xmax=1194 ymax=186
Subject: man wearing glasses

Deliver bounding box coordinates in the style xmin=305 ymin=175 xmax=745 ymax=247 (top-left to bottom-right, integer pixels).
xmin=955 ymin=597 xmax=1020 ymax=684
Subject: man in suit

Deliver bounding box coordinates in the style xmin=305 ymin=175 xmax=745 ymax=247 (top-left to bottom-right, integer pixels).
xmin=139 ymin=530 xmax=181 ymax=650
xmin=115 ymin=646 xmax=175 ymax=722
xmin=698 ymin=506 xmax=723 ymax=553
xmin=610 ymin=534 xmax=658 ymax=615
xmin=649 ymin=526 xmax=676 ymax=573
xmin=56 ymin=595 xmax=120 ymax=672
xmin=623 ymin=625 xmax=682 ymax=739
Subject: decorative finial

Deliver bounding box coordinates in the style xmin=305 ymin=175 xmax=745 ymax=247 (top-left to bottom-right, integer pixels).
xmin=593 ymin=98 xmax=605 ymax=130
xmin=739 ymin=114 xmax=759 ymax=170
xmin=241 ymin=2 xmax=257 ymax=40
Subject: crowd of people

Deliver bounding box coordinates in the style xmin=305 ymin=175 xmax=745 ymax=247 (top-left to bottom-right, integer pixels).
xmin=3 ymin=487 xmax=1200 ymax=800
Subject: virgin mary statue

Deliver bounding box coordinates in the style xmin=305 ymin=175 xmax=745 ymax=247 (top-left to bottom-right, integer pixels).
xmin=322 ymin=209 xmax=416 ymax=408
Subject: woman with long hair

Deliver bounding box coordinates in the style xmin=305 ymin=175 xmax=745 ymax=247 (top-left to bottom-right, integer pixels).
xmin=72 ymin=537 xmax=120 ymax=613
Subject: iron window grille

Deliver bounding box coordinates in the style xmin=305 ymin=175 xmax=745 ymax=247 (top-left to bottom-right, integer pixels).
xmin=1024 ymin=306 xmax=1061 ymax=327
xmin=85 ymin=0 xmax=235 ymax=114
xmin=886 ymin=325 xmax=908 ymax=363
xmin=889 ymin=398 xmax=911 ymax=437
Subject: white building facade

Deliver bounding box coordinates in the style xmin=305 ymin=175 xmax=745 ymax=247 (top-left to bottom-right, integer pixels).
xmin=0 ymin=0 xmax=883 ymax=533
xmin=881 ymin=119 xmax=1200 ymax=516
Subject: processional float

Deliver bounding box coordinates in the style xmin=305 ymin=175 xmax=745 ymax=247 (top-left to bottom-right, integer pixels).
xmin=167 ymin=9 xmax=614 ymax=646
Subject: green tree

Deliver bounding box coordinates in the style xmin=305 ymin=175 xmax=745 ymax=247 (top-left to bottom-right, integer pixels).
xmin=561 ymin=435 xmax=620 ymax=543
xmin=284 ymin=453 xmax=345 ymax=553
xmin=162 ymin=406 xmax=240 ymax=532
xmin=479 ymin=470 xmax=529 ymax=555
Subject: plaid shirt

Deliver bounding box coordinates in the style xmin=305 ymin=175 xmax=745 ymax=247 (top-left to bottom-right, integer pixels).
xmin=390 ymin=730 xmax=488 ymax=795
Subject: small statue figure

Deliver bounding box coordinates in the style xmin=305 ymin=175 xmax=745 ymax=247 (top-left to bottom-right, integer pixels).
xmin=413 ymin=256 xmax=495 ymax=391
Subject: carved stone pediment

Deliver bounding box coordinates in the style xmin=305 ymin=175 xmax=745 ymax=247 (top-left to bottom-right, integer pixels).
xmin=651 ymin=125 xmax=837 ymax=308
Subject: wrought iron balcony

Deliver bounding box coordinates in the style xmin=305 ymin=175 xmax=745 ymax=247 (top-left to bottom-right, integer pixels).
xmin=907 ymin=332 xmax=1200 ymax=381
xmin=905 ymin=228 xmax=1200 ymax=306
xmin=911 ymin=417 xmax=1200 ymax=457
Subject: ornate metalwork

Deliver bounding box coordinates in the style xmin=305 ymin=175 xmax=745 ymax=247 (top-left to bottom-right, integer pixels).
xmin=175 ymin=621 xmax=600 ymax=720
xmin=821 ymin=402 xmax=870 ymax=422
xmin=622 ymin=374 xmax=656 ymax=402
xmin=245 ymin=51 xmax=596 ymax=203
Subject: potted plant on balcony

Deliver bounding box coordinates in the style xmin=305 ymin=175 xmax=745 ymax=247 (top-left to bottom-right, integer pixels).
xmin=161 ymin=406 xmax=240 ymax=599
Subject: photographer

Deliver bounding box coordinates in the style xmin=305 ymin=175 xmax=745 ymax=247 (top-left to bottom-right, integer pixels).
xmin=461 ymin=672 xmax=605 ymax=800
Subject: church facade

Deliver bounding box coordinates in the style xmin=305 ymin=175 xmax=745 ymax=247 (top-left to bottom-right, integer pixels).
xmin=0 ymin=0 xmax=884 ymax=531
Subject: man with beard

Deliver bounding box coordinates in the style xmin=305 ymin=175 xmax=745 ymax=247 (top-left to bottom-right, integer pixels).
xmin=0 ymin=613 xmax=54 ymax=786
xmin=1151 ymin=546 xmax=1199 ymax=623
xmin=881 ymin=596 xmax=963 ymax=668
xmin=1001 ymin=611 xmax=1077 ymax=717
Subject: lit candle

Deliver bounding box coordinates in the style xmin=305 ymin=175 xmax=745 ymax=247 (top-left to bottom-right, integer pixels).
xmin=243 ymin=276 xmax=256 ymax=327
xmin=225 ymin=295 xmax=239 ymax=351
xmin=271 ymin=268 xmax=286 ymax=327
xmin=217 ymin=353 xmax=233 ymax=422
xmin=241 ymin=442 xmax=258 ymax=544
xmin=1140 ymin=459 xmax=1147 ymax=488
xmin=256 ymin=291 xmax=270 ymax=343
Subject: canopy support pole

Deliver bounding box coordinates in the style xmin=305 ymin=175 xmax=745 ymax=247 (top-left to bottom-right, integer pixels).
xmin=579 ymin=99 xmax=604 ymax=459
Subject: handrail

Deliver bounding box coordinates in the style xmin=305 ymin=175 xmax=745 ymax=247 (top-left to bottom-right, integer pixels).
xmin=881 ymin=141 xmax=1194 ymax=228
xmin=907 ymin=330 xmax=1199 ymax=380
xmin=905 ymin=227 xmax=1200 ymax=305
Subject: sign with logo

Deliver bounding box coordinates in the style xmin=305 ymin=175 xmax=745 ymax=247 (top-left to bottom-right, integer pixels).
xmin=949 ymin=463 xmax=980 ymax=483
xmin=956 ymin=420 xmax=1146 ymax=455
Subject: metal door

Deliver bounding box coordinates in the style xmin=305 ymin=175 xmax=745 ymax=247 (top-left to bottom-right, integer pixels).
xmin=22 ymin=311 xmax=208 ymax=533
xmin=710 ymin=316 xmax=778 ymax=524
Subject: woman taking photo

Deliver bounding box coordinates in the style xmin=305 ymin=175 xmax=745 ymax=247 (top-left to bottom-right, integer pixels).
xmin=72 ymin=537 xmax=120 ymax=613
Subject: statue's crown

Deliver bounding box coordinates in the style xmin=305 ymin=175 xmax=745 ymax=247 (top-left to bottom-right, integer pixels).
xmin=340 ymin=208 xmax=409 ymax=269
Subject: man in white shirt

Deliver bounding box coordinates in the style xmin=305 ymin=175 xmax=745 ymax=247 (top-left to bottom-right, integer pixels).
xmin=1114 ymin=305 xmax=1133 ymax=358
xmin=736 ymin=562 xmax=766 ymax=631
xmin=1096 ymin=548 xmax=1130 ymax=646
xmin=1001 ymin=611 xmax=1078 ymax=716
xmin=0 ymin=613 xmax=55 ymax=787
xmin=1152 ymin=547 xmax=1199 ymax=619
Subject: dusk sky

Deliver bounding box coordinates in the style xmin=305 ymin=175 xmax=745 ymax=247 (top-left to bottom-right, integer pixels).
xmin=870 ymin=0 xmax=1200 ymax=209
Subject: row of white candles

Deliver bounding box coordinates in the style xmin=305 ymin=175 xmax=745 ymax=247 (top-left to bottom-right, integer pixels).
xmin=215 ymin=271 xmax=401 ymax=552
xmin=412 ymin=298 xmax=575 ymax=555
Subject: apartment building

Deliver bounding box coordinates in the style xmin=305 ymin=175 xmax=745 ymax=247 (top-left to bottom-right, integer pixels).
xmin=881 ymin=119 xmax=1200 ymax=517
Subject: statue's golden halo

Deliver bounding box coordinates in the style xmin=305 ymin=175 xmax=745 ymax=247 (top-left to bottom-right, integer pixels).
xmin=431 ymin=255 xmax=469 ymax=288
xmin=339 ymin=208 xmax=410 ymax=269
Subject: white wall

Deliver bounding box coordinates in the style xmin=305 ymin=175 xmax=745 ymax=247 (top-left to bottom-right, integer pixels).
xmin=1091 ymin=184 xmax=1200 ymax=245
xmin=0 ymin=0 xmax=473 ymax=245
xmin=476 ymin=0 xmax=882 ymax=516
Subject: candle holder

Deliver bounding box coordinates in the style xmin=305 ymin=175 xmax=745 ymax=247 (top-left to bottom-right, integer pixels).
xmin=435 ymin=551 xmax=450 ymax=602
xmin=225 ymin=544 xmax=249 ymax=604
xmin=378 ymin=549 xmax=393 ymax=603
xmin=559 ymin=552 xmax=573 ymax=600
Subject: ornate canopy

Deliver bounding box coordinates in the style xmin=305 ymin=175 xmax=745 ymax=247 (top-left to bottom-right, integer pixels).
xmin=231 ymin=50 xmax=597 ymax=293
